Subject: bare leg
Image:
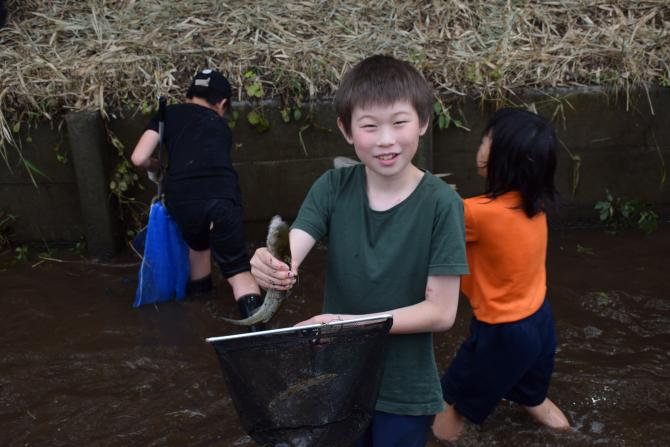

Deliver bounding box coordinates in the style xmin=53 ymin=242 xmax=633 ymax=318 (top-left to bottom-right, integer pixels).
xmin=188 ymin=248 xmax=212 ymax=280
xmin=523 ymin=398 xmax=570 ymax=429
xmin=432 ymin=401 xmax=465 ymax=442
xmin=227 ymin=271 xmax=261 ymax=300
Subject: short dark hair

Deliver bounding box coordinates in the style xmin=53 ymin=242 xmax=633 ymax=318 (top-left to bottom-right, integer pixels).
xmin=483 ymin=108 xmax=559 ymax=218
xmin=186 ymin=85 xmax=227 ymax=106
xmin=186 ymin=69 xmax=232 ymax=106
xmin=334 ymin=55 xmax=434 ymax=137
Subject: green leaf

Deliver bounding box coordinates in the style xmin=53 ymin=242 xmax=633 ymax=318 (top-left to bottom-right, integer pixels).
xmin=438 ymin=114 xmax=446 ymax=129
xmin=22 ymin=159 xmax=50 ymax=180
xmin=246 ymin=82 xmax=264 ymax=98
xmin=433 ymin=101 xmax=442 ymax=114
xmin=111 ymin=136 xmax=125 ymax=151
xmin=12 ymin=122 xmax=21 ymax=133
xmin=256 ymin=115 xmax=270 ymax=133
xmin=280 ymin=108 xmax=291 ymax=123
xmin=293 ymin=108 xmax=302 ymax=121
xmin=247 ymin=111 xmax=260 ymax=125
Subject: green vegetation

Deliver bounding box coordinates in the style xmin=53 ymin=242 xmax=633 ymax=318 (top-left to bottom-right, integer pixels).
xmin=0 ymin=210 xmax=16 ymax=250
xmin=595 ymin=190 xmax=659 ymax=235
xmin=433 ymin=101 xmax=468 ymax=131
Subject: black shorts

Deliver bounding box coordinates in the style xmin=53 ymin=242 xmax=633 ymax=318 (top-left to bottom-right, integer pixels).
xmin=166 ymin=198 xmax=251 ymax=278
xmin=440 ymin=299 xmax=557 ymax=425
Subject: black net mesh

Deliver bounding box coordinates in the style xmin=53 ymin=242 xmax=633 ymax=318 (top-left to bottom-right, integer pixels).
xmin=208 ymin=316 xmax=393 ymax=447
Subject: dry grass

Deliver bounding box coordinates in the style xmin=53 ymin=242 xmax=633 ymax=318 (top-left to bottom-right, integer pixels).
xmin=0 ymin=0 xmax=668 ymax=155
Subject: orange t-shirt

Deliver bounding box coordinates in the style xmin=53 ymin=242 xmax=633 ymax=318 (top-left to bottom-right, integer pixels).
xmin=461 ymin=192 xmax=547 ymax=324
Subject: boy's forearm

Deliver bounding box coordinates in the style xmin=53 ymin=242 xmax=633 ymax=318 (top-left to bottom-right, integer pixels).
xmin=388 ymin=275 xmax=460 ymax=334
xmin=130 ymin=129 xmax=160 ymax=169
xmin=304 ymin=276 xmax=461 ymax=334
xmin=288 ymin=228 xmax=316 ymax=272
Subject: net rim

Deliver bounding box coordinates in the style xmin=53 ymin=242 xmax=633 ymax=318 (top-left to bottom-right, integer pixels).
xmin=205 ymin=314 xmax=393 ymax=343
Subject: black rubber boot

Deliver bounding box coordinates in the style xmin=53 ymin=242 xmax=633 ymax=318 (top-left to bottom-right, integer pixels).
xmin=186 ymin=274 xmax=213 ymax=298
xmin=237 ymin=293 xmax=266 ymax=332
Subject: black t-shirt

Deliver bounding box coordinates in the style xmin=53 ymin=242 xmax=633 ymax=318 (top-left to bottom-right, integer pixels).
xmin=146 ymin=103 xmax=241 ymax=204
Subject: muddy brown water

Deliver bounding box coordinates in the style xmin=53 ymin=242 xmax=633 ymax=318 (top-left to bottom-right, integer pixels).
xmin=1 ymin=225 xmax=669 ymax=447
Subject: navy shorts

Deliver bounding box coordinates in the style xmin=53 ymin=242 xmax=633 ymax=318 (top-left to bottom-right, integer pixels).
xmin=355 ymin=411 xmax=433 ymax=447
xmin=441 ymin=299 xmax=557 ymax=425
xmin=166 ymin=198 xmax=251 ymax=278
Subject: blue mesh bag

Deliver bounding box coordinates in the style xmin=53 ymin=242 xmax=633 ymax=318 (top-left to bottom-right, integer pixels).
xmin=133 ymin=200 xmax=189 ymax=307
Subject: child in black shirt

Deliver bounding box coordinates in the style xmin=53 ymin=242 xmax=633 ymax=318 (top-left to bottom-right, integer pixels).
xmin=131 ymin=69 xmax=263 ymax=330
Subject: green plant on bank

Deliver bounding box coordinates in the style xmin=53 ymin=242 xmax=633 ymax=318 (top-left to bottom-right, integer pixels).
xmin=244 ymin=71 xmax=270 ymax=133
xmin=70 ymin=236 xmax=87 ymax=256
xmin=280 ymin=79 xmax=305 ymax=124
xmin=595 ymin=190 xmax=659 ymax=235
xmin=53 ymin=141 xmax=68 ymax=164
xmin=107 ymin=128 xmax=148 ymax=238
xmin=0 ymin=211 xmax=17 ymax=250
xmin=279 ymin=79 xmax=332 ymax=156
xmin=6 ymin=118 xmax=51 ymax=188
xmin=15 ymin=244 xmax=28 ymax=262
xmin=433 ymin=100 xmax=469 ymax=131
xmin=227 ymin=110 xmax=240 ymax=129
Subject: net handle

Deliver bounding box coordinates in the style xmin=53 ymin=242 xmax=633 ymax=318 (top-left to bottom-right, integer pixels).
xmin=205 ymin=314 xmax=393 ymax=343
xmin=156 ymin=95 xmax=167 ymax=198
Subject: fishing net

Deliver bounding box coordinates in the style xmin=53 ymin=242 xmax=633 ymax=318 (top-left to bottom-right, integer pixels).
xmin=207 ymin=315 xmax=393 ymax=447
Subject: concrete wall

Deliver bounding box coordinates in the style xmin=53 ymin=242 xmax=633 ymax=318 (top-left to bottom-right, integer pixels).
xmin=434 ymin=87 xmax=670 ymax=225
xmin=0 ymin=121 xmax=83 ymax=243
xmin=1 ymin=87 xmax=668 ymax=247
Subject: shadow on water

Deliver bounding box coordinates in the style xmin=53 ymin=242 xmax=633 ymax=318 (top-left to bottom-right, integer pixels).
xmin=1 ymin=226 xmax=669 ymax=446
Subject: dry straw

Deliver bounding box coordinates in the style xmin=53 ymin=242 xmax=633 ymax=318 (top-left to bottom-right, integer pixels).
xmin=0 ymin=0 xmax=668 ymax=156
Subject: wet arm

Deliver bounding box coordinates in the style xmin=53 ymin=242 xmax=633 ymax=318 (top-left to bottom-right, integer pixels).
xmin=130 ymin=129 xmax=160 ymax=172
xmin=296 ymin=275 xmax=460 ymax=334
xmin=386 ymin=275 xmax=460 ymax=334
xmin=288 ymin=228 xmax=316 ymax=276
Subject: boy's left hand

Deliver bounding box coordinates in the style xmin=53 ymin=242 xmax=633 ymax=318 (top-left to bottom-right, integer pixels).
xmin=295 ymin=313 xmax=353 ymax=326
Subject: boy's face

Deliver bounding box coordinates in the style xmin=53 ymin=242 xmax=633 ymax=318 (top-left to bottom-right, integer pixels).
xmin=338 ymin=101 xmax=428 ymax=180
xmin=476 ymin=133 xmax=492 ymax=178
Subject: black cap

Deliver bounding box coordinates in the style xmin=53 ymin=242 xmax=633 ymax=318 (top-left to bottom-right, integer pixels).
xmin=190 ymin=69 xmax=232 ymax=99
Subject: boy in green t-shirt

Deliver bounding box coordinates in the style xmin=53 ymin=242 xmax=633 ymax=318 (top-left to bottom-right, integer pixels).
xmin=250 ymin=54 xmax=469 ymax=447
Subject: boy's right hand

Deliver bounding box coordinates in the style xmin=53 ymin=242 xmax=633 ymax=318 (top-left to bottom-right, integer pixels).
xmin=147 ymin=169 xmax=162 ymax=185
xmin=250 ymin=247 xmax=296 ymax=291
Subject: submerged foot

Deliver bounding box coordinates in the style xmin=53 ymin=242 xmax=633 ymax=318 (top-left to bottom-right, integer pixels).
xmin=432 ymin=402 xmax=465 ymax=443
xmin=523 ymin=398 xmax=570 ymax=429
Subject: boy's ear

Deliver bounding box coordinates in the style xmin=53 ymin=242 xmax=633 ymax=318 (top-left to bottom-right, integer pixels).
xmin=336 ymin=117 xmax=354 ymax=144
xmin=216 ymin=98 xmax=228 ymax=116
xmin=419 ymin=120 xmax=429 ymax=137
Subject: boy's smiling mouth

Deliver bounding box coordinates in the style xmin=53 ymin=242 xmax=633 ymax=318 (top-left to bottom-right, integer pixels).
xmin=376 ymin=153 xmax=398 ymax=161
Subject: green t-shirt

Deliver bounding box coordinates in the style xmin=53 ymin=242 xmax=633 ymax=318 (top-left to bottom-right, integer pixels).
xmin=292 ymin=165 xmax=469 ymax=415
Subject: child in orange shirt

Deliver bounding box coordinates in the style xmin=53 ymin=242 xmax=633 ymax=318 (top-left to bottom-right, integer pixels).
xmin=432 ymin=108 xmax=570 ymax=441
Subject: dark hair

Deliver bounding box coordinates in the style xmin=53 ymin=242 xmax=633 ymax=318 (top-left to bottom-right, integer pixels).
xmin=186 ymin=69 xmax=232 ymax=107
xmin=186 ymin=85 xmax=227 ymax=106
xmin=482 ymin=108 xmax=559 ymax=218
xmin=334 ymin=55 xmax=434 ymax=137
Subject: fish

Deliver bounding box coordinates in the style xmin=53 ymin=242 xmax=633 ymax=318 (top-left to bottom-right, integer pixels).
xmin=268 ymin=373 xmax=338 ymax=412
xmin=219 ymin=215 xmax=291 ymax=326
